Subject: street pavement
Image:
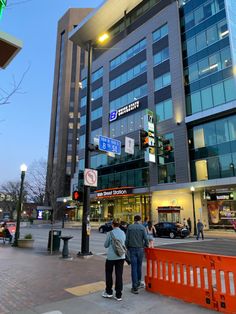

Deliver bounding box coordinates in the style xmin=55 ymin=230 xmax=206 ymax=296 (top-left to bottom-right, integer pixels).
xmin=1 ymin=227 xmax=235 ymax=314
xmin=0 ymin=245 xmax=214 ymax=314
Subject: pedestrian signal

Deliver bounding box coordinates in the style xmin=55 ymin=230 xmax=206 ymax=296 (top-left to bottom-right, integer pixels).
xmin=72 ymin=190 xmax=83 ymax=202
xmin=139 ymin=129 xmax=149 ymax=150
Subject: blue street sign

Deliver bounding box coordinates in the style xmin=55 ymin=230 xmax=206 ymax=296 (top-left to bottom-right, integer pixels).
xmin=99 ymin=135 xmax=121 ymax=155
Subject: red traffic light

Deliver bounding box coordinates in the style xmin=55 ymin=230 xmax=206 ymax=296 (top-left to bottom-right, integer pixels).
xmin=72 ymin=190 xmax=83 ymax=202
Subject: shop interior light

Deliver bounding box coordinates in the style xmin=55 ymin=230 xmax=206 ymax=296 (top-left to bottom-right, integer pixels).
xmin=98 ymin=33 xmax=109 ymax=43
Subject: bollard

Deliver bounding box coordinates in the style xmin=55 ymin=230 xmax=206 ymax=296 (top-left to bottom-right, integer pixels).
xmin=60 ymin=236 xmax=73 ymax=259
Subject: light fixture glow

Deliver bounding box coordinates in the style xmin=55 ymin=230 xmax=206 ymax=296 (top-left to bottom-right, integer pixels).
xmin=190 ymin=186 xmax=195 ymax=192
xmin=98 ymin=33 xmax=109 ymax=43
xmin=20 ymin=164 xmax=27 ymax=172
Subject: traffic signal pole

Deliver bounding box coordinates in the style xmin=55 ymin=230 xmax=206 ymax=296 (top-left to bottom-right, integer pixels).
xmin=78 ymin=41 xmax=93 ymax=257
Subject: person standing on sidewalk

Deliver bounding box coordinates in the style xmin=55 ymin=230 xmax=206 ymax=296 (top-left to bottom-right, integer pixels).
xmin=196 ymin=219 xmax=204 ymax=240
xmin=187 ymin=217 xmax=192 ymax=233
xmin=103 ymin=219 xmax=126 ymax=301
xmin=125 ymin=215 xmax=149 ymax=294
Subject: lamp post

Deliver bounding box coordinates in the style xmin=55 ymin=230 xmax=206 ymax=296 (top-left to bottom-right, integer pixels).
xmin=190 ymin=186 xmax=197 ymax=236
xmin=13 ymin=163 xmax=27 ymax=247
xmin=230 ymin=163 xmax=235 ymax=176
xmin=79 ymin=34 xmax=109 ymax=256
xmin=62 ymin=198 xmax=67 ymax=229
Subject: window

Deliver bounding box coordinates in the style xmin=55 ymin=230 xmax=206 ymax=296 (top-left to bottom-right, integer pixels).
xmin=92 ymin=67 xmax=103 ymax=82
xmin=153 ymin=47 xmax=169 ymax=66
xmin=110 ymin=39 xmax=146 ymax=70
xmin=80 ymin=115 xmax=86 ymax=126
xmin=109 ymin=61 xmax=147 ymax=91
xmin=92 ymin=107 xmax=102 ymax=120
xmin=79 ymin=135 xmax=85 ymax=149
xmin=155 ymin=99 xmax=173 ymax=122
xmin=110 ymin=84 xmax=147 ymax=111
xmin=154 ymin=72 xmax=171 ymax=91
xmin=152 ymin=24 xmax=168 ymax=42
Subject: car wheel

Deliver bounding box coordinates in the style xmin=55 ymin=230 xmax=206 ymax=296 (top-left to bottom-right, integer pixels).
xmin=99 ymin=227 xmax=104 ymax=233
xmin=169 ymin=232 xmax=176 ymax=239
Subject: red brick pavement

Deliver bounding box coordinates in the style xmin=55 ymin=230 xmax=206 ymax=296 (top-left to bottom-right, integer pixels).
xmin=0 ymin=244 xmax=132 ymax=313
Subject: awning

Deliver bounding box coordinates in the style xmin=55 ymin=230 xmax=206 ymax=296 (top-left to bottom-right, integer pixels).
xmin=0 ymin=31 xmax=22 ymax=69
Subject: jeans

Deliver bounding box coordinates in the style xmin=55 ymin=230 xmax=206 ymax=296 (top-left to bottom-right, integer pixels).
xmin=105 ymin=259 xmax=124 ymax=298
xmin=129 ymin=247 xmax=144 ymax=289
xmin=197 ymin=230 xmax=204 ymax=240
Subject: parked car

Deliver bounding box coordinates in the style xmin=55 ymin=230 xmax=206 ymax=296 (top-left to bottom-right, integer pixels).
xmin=99 ymin=221 xmax=129 ymax=233
xmin=154 ymin=222 xmax=190 ymax=239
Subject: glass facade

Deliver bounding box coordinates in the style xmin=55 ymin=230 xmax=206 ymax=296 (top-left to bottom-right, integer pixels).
xmin=153 ymin=47 xmax=169 ymax=66
xmin=109 ymin=61 xmax=147 ymax=91
xmin=110 ymin=110 xmax=145 ymax=138
xmin=155 ymin=98 xmax=173 ymax=122
xmin=189 ymin=115 xmax=236 ymax=181
xmin=154 ymin=72 xmax=171 ymax=91
xmin=157 ymin=133 xmax=175 ymax=183
xmin=152 ymin=23 xmax=168 ymax=42
xmin=109 ymin=84 xmax=147 ymax=111
xmin=110 ymin=39 xmax=146 ymax=70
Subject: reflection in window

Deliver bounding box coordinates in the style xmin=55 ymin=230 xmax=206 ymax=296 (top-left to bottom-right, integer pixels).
xmin=195 ymin=160 xmax=208 ymax=180
xmin=154 ymin=72 xmax=171 ymax=91
xmin=155 ymin=99 xmax=173 ymax=122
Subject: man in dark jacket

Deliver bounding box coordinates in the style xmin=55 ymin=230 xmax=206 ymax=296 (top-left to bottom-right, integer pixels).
xmin=125 ymin=215 xmax=149 ymax=294
xmin=196 ymin=219 xmax=204 ymax=240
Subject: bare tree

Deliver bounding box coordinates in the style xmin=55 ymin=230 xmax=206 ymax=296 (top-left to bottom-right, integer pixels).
xmin=45 ymin=163 xmax=60 ymax=220
xmin=0 ymin=65 xmax=30 ymax=106
xmin=0 ymin=180 xmax=27 ymax=218
xmin=25 ymin=159 xmax=47 ymax=204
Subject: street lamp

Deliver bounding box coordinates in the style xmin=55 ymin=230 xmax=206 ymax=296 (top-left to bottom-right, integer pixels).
xmin=62 ymin=198 xmax=67 ymax=229
xmin=79 ymin=34 xmax=109 ymax=257
xmin=13 ymin=163 xmax=27 ymax=247
xmin=190 ymin=186 xmax=197 ymax=236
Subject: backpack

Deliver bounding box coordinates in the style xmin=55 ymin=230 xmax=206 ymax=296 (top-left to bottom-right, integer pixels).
xmin=110 ymin=231 xmax=126 ymax=257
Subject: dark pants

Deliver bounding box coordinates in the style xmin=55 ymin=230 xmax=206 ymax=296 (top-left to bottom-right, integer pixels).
xmin=105 ymin=259 xmax=124 ymax=298
xmin=129 ymin=247 xmax=144 ymax=289
xmin=197 ymin=230 xmax=204 ymax=240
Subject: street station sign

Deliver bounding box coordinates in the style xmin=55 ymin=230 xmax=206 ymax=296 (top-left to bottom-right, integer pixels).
xmin=84 ymin=168 xmax=98 ymax=187
xmin=99 ymin=135 xmax=121 ymax=155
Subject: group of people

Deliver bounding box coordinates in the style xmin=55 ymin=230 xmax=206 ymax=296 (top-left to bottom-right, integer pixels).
xmin=103 ymin=215 xmax=149 ymax=301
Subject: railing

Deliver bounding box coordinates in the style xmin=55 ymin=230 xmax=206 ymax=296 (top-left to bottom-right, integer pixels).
xmin=145 ymin=248 xmax=236 ymax=313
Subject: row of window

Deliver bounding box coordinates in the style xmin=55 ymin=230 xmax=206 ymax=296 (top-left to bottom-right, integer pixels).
xmin=78 ymin=127 xmax=103 ymax=150
xmin=152 ymin=23 xmax=168 ymax=43
xmin=186 ymin=77 xmax=236 ymax=115
xmin=80 ymin=86 xmax=103 ymax=107
xmin=80 ymin=107 xmax=103 ymax=127
xmin=154 ymin=72 xmax=171 ymax=91
xmin=183 ymin=0 xmax=225 ymax=31
xmin=109 ymin=61 xmax=147 ymax=91
xmin=191 ymin=114 xmax=236 ymax=149
xmin=110 ymin=39 xmax=146 ymax=70
xmin=80 ymin=67 xmax=104 ymax=90
xmin=110 ymin=110 xmax=145 ymax=138
xmin=110 ymin=84 xmax=147 ymax=111
xmin=156 ymin=98 xmax=173 ymax=122
xmin=153 ymin=47 xmax=169 ymax=66
xmin=192 ymin=153 xmax=236 ymax=181
xmin=185 ymin=46 xmax=232 ymax=84
xmin=183 ymin=18 xmax=228 ymax=57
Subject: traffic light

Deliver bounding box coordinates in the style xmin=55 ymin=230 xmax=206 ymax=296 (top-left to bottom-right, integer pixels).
xmin=139 ymin=129 xmax=149 ymax=150
xmin=72 ymin=190 xmax=83 ymax=202
xmin=163 ymin=139 xmax=173 ymax=158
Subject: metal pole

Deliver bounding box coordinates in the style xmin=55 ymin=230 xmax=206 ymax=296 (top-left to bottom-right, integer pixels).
xmin=192 ymin=191 xmax=197 ymax=236
xmin=78 ymin=40 xmax=93 ymax=256
xmin=13 ymin=170 xmax=25 ymax=247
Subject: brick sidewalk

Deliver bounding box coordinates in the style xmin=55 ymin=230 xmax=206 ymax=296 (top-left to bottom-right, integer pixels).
xmin=0 ymin=245 xmax=130 ymax=313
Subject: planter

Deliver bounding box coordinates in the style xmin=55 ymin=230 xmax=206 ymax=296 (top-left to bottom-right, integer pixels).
xmin=18 ymin=239 xmax=34 ymax=248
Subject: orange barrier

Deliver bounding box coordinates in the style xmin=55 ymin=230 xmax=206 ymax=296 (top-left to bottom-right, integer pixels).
xmin=145 ymin=248 xmax=236 ymax=313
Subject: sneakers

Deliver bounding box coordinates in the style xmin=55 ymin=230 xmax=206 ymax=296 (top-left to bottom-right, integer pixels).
xmin=102 ymin=291 xmax=113 ymax=298
xmin=131 ymin=288 xmax=139 ymax=294
xmin=137 ymin=282 xmax=145 ymax=289
xmin=114 ymin=296 xmax=122 ymax=301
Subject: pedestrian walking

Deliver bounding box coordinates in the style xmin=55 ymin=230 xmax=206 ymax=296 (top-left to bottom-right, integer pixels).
xmin=125 ymin=215 xmax=149 ymax=294
xmin=102 ymin=219 xmax=126 ymax=301
xmin=142 ymin=217 xmax=148 ymax=228
xmin=187 ymin=217 xmax=192 ymax=233
xmin=196 ymin=219 xmax=204 ymax=240
xmin=145 ymin=221 xmax=156 ymax=248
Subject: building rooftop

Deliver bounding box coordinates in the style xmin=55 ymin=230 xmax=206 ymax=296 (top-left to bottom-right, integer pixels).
xmin=69 ymin=0 xmax=142 ymax=48
xmin=0 ymin=31 xmax=22 ymax=69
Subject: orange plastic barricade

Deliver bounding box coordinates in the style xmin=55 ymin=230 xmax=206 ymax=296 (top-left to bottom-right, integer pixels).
xmin=145 ymin=248 xmax=236 ymax=313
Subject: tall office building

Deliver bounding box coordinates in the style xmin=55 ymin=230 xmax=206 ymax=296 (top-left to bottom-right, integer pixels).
xmin=46 ymin=8 xmax=92 ymax=204
xmin=60 ymin=0 xmax=235 ymax=229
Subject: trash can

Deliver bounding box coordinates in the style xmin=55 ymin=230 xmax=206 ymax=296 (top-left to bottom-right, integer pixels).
xmin=47 ymin=230 xmax=61 ymax=252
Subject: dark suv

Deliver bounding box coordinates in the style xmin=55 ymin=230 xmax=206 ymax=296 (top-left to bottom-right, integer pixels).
xmin=154 ymin=222 xmax=190 ymax=239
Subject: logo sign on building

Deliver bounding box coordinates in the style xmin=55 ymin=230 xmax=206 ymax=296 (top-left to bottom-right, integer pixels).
xmin=96 ymin=187 xmax=133 ymax=198
xmin=143 ymin=109 xmax=156 ymax=163
xmin=109 ymin=100 xmax=140 ymax=122
xmin=99 ymin=135 xmax=121 ymax=155
xmin=125 ymin=136 xmax=134 ymax=155
xmin=84 ymin=168 xmax=98 ymax=187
